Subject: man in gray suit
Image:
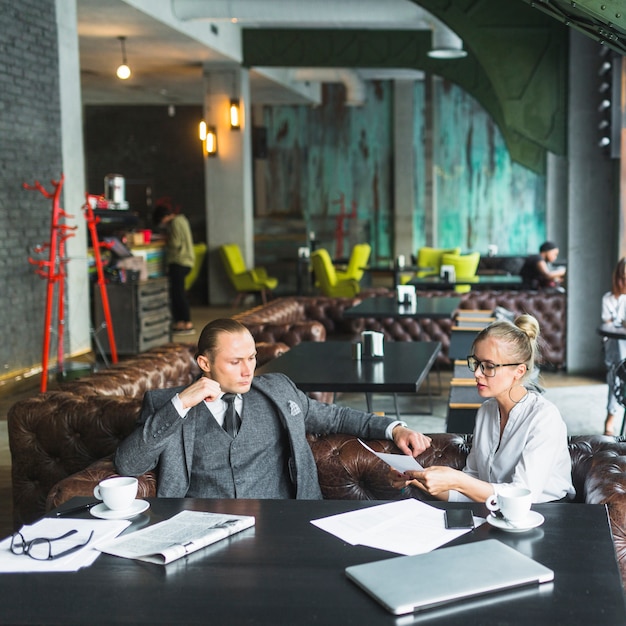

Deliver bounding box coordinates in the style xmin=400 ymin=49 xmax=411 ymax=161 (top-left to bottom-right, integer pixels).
xmin=115 ymin=318 xmax=432 ymax=499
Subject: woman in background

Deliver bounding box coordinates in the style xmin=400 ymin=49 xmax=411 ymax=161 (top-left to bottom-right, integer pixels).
xmin=601 ymin=257 xmax=626 ymax=436
xmin=390 ymin=314 xmax=574 ymax=503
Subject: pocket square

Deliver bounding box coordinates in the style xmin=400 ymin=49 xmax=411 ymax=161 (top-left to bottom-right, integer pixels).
xmin=288 ymin=400 xmax=302 ymax=416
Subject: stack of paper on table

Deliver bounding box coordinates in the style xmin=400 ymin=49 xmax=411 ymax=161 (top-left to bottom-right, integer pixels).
xmin=0 ymin=518 xmax=131 ymax=573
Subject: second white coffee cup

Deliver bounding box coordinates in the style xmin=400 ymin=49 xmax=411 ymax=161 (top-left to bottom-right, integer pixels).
xmin=485 ymin=486 xmax=532 ymax=522
xmin=93 ymin=476 xmax=138 ymax=511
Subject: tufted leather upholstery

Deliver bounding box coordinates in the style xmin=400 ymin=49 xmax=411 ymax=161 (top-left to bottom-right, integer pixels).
xmin=7 ymin=341 xmax=289 ymax=526
xmin=42 ymin=431 xmax=626 ymax=588
xmin=233 ymin=291 xmax=566 ymax=368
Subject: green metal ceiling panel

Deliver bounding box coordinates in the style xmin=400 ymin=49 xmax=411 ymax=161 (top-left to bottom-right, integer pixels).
xmin=520 ymin=0 xmax=626 ymax=54
xmin=242 ymin=1 xmax=567 ymax=174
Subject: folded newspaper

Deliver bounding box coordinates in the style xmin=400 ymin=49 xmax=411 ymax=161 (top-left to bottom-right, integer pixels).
xmin=96 ymin=510 xmax=255 ymax=565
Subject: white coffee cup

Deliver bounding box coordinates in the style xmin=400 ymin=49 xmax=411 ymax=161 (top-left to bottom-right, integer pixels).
xmin=485 ymin=486 xmax=532 ymax=522
xmin=93 ymin=476 xmax=138 ymax=511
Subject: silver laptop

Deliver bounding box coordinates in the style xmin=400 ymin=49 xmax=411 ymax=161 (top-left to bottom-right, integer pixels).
xmin=345 ymin=539 xmax=554 ymax=616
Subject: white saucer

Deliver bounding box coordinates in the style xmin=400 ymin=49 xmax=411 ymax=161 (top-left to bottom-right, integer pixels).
xmin=486 ymin=510 xmax=544 ymax=533
xmin=90 ymin=499 xmax=150 ymax=520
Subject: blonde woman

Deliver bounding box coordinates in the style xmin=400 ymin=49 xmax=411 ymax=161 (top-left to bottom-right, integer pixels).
xmin=391 ymin=314 xmax=574 ymax=503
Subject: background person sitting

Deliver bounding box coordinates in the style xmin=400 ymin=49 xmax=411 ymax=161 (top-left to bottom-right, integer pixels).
xmin=519 ymin=241 xmax=566 ymax=289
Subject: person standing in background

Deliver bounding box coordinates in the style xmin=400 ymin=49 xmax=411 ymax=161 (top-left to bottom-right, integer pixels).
xmin=601 ymin=258 xmax=626 ymax=436
xmin=153 ymin=203 xmax=195 ymax=334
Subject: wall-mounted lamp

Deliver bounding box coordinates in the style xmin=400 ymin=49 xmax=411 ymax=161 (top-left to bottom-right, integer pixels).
xmin=199 ymin=121 xmax=218 ymax=155
xmin=230 ymin=98 xmax=241 ymax=130
xmin=205 ymin=125 xmax=218 ymax=156
xmin=116 ymin=36 xmax=131 ymax=80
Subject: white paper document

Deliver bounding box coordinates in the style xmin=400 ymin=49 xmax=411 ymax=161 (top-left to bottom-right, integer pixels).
xmin=311 ymin=499 xmax=482 ymax=556
xmin=0 ymin=517 xmax=131 ymax=573
xmin=97 ymin=510 xmax=255 ymax=565
xmin=358 ymin=439 xmax=425 ymax=472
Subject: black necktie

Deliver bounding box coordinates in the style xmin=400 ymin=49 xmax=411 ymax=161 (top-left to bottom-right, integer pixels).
xmin=222 ymin=393 xmax=240 ymax=437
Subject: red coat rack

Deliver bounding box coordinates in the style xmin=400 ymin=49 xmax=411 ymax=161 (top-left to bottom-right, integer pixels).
xmin=25 ymin=175 xmax=76 ymax=392
xmin=25 ymin=176 xmax=118 ymax=392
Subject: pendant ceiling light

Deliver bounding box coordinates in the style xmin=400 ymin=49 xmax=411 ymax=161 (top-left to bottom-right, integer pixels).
xmin=116 ymin=36 xmax=131 ymax=80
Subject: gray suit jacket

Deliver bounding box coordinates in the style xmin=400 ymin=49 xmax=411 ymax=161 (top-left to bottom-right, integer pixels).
xmin=115 ymin=373 xmax=395 ymax=499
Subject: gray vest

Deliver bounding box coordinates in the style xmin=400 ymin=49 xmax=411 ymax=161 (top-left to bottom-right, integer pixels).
xmin=186 ymin=388 xmax=295 ymax=498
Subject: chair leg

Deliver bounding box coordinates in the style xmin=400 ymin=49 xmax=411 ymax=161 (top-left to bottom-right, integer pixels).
xmin=261 ymin=289 xmax=267 ymax=304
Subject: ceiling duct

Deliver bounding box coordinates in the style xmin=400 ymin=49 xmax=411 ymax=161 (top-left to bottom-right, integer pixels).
xmin=292 ymin=68 xmax=365 ymax=106
xmin=172 ymin=0 xmax=428 ymax=26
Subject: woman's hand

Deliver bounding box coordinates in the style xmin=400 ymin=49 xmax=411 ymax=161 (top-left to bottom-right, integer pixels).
xmin=389 ymin=466 xmax=460 ymax=501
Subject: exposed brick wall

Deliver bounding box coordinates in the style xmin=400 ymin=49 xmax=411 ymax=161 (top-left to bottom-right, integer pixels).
xmin=0 ymin=0 xmax=63 ymax=377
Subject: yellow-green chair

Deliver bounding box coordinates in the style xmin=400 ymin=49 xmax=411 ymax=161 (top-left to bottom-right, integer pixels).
xmin=311 ymin=248 xmax=360 ymax=297
xmin=219 ymin=243 xmax=278 ymax=306
xmin=399 ymin=246 xmax=462 ymax=284
xmin=184 ymin=243 xmax=207 ymax=291
xmin=416 ymin=246 xmax=461 ymax=277
xmin=441 ymin=251 xmax=481 ymax=293
xmin=335 ymin=243 xmax=371 ymax=283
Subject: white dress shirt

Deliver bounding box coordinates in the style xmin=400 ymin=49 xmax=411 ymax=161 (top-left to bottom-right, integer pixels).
xmin=448 ymin=390 xmax=575 ymax=503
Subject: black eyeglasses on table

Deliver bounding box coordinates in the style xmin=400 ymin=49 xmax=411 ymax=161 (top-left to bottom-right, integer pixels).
xmin=10 ymin=529 xmax=94 ymax=561
xmin=467 ymin=355 xmax=523 ymax=377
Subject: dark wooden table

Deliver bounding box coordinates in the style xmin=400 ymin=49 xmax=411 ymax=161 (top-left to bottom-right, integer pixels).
xmin=598 ymin=323 xmax=626 ymax=340
xmin=408 ymin=274 xmax=523 ymax=290
xmin=343 ymin=295 xmax=462 ymax=320
xmin=2 ymin=498 xmax=624 ymax=624
xmin=255 ymin=340 xmax=441 ymax=414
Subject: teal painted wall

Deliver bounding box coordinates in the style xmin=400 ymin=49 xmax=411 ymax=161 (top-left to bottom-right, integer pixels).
xmin=427 ymin=79 xmax=547 ymax=255
xmin=261 ymin=80 xmax=546 ymax=263
xmin=262 ymin=83 xmax=393 ymax=260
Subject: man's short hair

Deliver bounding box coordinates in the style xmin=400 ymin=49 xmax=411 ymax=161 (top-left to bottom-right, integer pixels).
xmin=539 ymin=241 xmax=558 ymax=253
xmin=195 ymin=318 xmax=251 ymax=361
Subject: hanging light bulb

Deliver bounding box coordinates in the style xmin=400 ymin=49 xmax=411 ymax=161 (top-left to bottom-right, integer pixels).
xmin=116 ymin=36 xmax=131 ymax=80
xmin=199 ymin=121 xmax=207 ymax=141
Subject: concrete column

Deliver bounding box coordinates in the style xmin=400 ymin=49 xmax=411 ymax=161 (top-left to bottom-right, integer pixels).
xmin=393 ymin=80 xmax=416 ymax=261
xmin=204 ymin=66 xmax=254 ymax=305
xmin=546 ymin=152 xmax=567 ymax=249
xmin=567 ymin=31 xmax=618 ymax=374
xmin=56 ymin=0 xmax=90 ymax=357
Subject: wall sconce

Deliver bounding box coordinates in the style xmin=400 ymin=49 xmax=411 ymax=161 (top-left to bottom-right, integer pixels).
xmin=230 ymin=98 xmax=241 ymax=130
xmin=199 ymin=121 xmax=217 ymax=156
xmin=116 ymin=36 xmax=131 ymax=80
xmin=205 ymin=125 xmax=218 ymax=156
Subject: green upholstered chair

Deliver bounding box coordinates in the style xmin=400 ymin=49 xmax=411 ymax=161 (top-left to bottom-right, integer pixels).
xmin=311 ymin=248 xmax=360 ymax=297
xmin=416 ymin=246 xmax=462 ymax=277
xmin=184 ymin=242 xmax=207 ymax=291
xmin=399 ymin=246 xmax=462 ymax=284
xmin=219 ymin=243 xmax=278 ymax=306
xmin=441 ymin=251 xmax=481 ymax=293
xmin=335 ymin=243 xmax=371 ymax=283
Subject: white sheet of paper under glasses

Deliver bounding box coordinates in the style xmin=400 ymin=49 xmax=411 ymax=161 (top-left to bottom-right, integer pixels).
xmin=0 ymin=517 xmax=131 ymax=572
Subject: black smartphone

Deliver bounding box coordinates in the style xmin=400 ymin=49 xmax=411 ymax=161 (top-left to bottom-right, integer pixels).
xmin=444 ymin=508 xmax=474 ymax=529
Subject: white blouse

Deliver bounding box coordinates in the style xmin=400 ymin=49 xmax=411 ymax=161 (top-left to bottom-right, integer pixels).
xmin=448 ymin=391 xmax=575 ymax=503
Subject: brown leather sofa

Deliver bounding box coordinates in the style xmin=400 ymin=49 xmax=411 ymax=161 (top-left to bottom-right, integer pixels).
xmin=232 ymin=291 xmax=566 ymax=368
xmin=42 ymin=432 xmax=626 ymax=588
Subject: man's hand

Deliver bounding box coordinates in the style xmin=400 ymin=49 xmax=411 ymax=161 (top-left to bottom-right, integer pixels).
xmin=392 ymin=425 xmax=431 ymax=457
xmin=178 ymin=376 xmax=222 ymax=409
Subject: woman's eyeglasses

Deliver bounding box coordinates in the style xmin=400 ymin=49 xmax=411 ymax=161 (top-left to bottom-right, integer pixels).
xmin=10 ymin=529 xmax=94 ymax=561
xmin=467 ymin=355 xmax=522 ymax=378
